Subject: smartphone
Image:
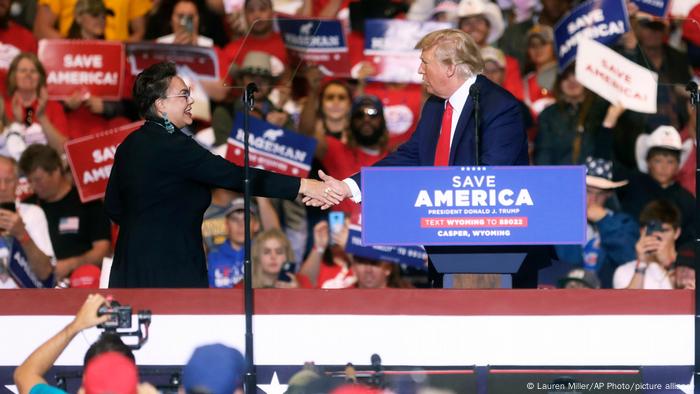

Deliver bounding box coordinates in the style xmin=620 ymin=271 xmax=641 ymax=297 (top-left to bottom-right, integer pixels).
xmin=645 ymin=220 xmax=662 ymax=235
xmin=277 ymin=261 xmax=296 ymax=282
xmin=180 ymin=15 xmax=194 ymax=33
xmin=0 ymin=202 xmax=15 ymax=212
xmin=328 ymin=211 xmax=345 ymax=244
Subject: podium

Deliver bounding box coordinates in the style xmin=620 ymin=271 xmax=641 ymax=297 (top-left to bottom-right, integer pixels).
xmin=360 ymin=166 xmax=586 ymax=288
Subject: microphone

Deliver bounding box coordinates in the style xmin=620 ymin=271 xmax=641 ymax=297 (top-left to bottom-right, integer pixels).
xmin=470 ymin=84 xmax=481 ymax=166
xmin=243 ymin=82 xmax=258 ymax=111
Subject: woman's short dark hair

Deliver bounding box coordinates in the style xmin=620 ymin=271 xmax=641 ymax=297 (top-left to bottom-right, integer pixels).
xmin=132 ymin=62 xmax=177 ymax=118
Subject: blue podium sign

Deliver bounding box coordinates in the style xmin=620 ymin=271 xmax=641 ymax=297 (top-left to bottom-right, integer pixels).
xmin=346 ymin=225 xmax=428 ymax=269
xmin=361 ymin=166 xmax=586 ymax=246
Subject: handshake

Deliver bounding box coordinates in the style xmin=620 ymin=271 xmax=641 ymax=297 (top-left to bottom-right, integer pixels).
xmin=299 ymin=170 xmax=353 ymax=209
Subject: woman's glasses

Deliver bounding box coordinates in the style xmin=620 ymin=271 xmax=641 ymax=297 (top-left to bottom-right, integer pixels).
xmin=163 ymin=90 xmax=192 ymax=100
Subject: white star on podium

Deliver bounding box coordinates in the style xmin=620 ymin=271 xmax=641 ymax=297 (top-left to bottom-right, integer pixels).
xmin=5 ymin=384 xmax=18 ymax=394
xmin=257 ymin=371 xmax=288 ymax=394
xmin=677 ymin=375 xmax=694 ymax=394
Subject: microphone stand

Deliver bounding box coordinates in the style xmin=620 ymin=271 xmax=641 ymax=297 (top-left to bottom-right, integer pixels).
xmin=242 ymin=82 xmax=258 ymax=394
xmin=471 ymin=85 xmax=481 ymax=166
xmin=686 ymin=81 xmax=700 ymax=379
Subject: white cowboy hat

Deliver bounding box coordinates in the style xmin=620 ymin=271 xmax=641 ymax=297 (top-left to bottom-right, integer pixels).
xmin=635 ymin=125 xmax=693 ymax=173
xmin=457 ymin=0 xmax=505 ymax=44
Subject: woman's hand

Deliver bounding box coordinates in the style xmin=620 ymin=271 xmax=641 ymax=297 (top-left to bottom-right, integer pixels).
xmin=275 ymin=273 xmax=299 ymax=288
xmin=300 ymin=178 xmax=343 ymax=209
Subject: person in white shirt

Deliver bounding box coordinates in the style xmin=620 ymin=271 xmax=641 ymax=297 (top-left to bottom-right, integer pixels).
xmin=613 ymin=200 xmax=681 ymax=289
xmin=0 ymin=155 xmax=55 ymax=288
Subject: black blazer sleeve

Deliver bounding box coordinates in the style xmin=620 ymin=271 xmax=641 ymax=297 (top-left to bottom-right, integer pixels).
xmin=162 ymin=132 xmax=301 ymax=200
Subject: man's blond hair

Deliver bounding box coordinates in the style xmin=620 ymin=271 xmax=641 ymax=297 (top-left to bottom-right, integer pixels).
xmin=415 ymin=29 xmax=484 ymax=79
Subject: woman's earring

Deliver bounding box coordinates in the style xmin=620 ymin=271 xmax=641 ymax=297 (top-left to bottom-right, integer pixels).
xmin=163 ymin=112 xmax=175 ymax=134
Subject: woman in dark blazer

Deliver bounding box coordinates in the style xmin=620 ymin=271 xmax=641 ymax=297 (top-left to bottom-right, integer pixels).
xmin=105 ymin=62 xmax=337 ymax=288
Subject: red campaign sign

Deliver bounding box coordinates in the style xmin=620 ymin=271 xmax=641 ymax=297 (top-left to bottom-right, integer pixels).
xmin=64 ymin=121 xmax=143 ymax=203
xmin=126 ymin=43 xmax=219 ymax=80
xmin=38 ymin=39 xmax=125 ymax=100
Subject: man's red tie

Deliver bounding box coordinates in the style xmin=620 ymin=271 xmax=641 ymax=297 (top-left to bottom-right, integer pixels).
xmin=434 ymin=101 xmax=453 ymax=166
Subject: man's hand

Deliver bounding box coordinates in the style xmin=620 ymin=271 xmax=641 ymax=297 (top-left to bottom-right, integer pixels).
xmin=635 ymin=234 xmax=661 ymax=263
xmin=70 ymin=294 xmax=111 ymax=332
xmin=54 ymin=257 xmax=81 ymax=282
xmin=0 ymin=208 xmax=27 ymax=238
xmin=319 ymin=170 xmax=352 ymax=199
xmin=299 ymin=177 xmax=342 ymax=209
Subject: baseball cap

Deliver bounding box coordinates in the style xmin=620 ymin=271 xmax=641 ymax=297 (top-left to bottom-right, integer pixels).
xmin=557 ymin=268 xmax=601 ymax=289
xmin=351 ymin=95 xmax=384 ymax=118
xmin=82 ymin=352 xmax=138 ymax=394
xmin=182 ymin=344 xmax=246 ymax=394
xmin=70 ymin=265 xmax=101 ymax=288
xmin=481 ymin=46 xmax=506 ymax=68
xmin=526 ymin=24 xmax=554 ymax=44
xmin=74 ymin=0 xmax=115 ymax=16
xmin=224 ymin=197 xmax=259 ymax=218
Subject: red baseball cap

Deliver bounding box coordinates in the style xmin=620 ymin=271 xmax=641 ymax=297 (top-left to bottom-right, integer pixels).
xmin=83 ymin=352 xmax=138 ymax=394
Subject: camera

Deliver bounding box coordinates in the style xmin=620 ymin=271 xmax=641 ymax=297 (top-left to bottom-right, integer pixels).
xmin=98 ymin=302 xmax=132 ymax=330
xmin=97 ymin=300 xmax=152 ymax=350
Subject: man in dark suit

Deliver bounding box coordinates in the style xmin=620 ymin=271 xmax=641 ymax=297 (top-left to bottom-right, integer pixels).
xmin=316 ymin=29 xmax=537 ymax=287
xmin=319 ymin=28 xmax=528 ymax=201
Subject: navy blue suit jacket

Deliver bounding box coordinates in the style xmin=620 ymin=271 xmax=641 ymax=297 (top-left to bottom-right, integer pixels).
xmin=352 ymin=75 xmax=528 ymax=186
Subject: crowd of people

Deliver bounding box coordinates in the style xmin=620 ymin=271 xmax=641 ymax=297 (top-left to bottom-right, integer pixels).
xmin=0 ymin=0 xmax=696 ymax=290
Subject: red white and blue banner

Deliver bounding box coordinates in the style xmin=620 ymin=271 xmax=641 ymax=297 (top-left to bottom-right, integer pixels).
xmin=126 ymin=43 xmax=219 ymax=80
xmin=363 ymin=19 xmax=452 ymax=84
xmin=38 ymin=39 xmax=125 ymax=100
xmin=64 ymin=121 xmax=143 ymax=203
xmin=346 ymin=223 xmax=428 ymax=269
xmin=631 ymin=0 xmax=671 ymax=17
xmin=225 ymin=114 xmax=317 ymax=177
xmin=277 ymin=18 xmax=351 ymax=77
xmin=0 ymin=290 xmax=693 ymax=393
xmin=361 ymin=166 xmax=586 ymax=246
xmin=554 ymin=0 xmax=630 ymax=70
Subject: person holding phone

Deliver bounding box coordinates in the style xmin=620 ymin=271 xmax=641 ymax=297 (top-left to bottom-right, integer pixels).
xmin=247 ymin=228 xmax=311 ymax=289
xmin=156 ymin=0 xmax=214 ymax=47
xmin=613 ymin=200 xmax=681 ymax=289
xmin=0 ymin=156 xmax=55 ymax=288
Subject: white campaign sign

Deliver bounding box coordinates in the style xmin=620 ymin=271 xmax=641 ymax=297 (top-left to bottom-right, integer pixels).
xmin=575 ymin=38 xmax=658 ymax=114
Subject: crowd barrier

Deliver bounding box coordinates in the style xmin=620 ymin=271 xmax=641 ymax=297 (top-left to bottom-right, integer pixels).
xmin=0 ymin=289 xmax=693 ymax=393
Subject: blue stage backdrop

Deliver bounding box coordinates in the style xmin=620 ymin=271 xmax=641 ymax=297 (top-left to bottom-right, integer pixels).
xmin=361 ymin=166 xmax=586 ymax=246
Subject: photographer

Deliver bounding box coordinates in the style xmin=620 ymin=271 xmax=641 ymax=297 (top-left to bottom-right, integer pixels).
xmin=14 ymin=294 xmax=155 ymax=394
xmin=613 ymin=200 xmax=681 ymax=289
